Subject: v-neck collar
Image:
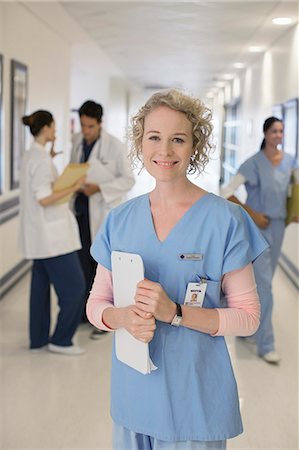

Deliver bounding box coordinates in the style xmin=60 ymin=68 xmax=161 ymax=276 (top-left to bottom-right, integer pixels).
xmin=145 ymin=192 xmax=212 ymax=244
xmin=260 ymin=149 xmax=284 ymax=170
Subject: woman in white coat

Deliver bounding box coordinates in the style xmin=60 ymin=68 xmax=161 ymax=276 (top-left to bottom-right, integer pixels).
xmin=19 ymin=110 xmax=86 ymax=355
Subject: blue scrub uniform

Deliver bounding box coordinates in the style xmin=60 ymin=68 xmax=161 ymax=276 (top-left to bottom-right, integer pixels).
xmin=238 ymin=151 xmax=297 ymax=356
xmin=91 ymin=193 xmax=267 ymax=443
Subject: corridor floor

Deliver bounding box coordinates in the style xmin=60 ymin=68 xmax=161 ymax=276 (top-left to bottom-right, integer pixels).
xmin=0 ymin=265 xmax=298 ymax=450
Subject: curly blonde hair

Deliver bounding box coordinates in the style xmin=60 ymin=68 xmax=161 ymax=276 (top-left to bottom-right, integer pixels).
xmin=128 ymin=89 xmax=213 ymax=174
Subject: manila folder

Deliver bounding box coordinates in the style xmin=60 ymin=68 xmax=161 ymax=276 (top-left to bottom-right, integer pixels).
xmin=111 ymin=251 xmax=157 ymax=375
xmin=53 ymin=163 xmax=89 ymax=204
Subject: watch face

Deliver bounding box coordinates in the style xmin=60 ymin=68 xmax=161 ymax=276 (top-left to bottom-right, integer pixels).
xmin=171 ymin=315 xmax=182 ymax=327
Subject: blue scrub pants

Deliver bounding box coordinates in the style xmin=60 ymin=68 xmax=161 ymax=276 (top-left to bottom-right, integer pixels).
xmin=29 ymin=252 xmax=85 ymax=349
xmin=252 ymin=219 xmax=285 ymax=356
xmin=113 ymin=423 xmax=226 ymax=450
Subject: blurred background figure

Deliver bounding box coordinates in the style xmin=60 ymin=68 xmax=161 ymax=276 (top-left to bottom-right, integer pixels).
xmin=221 ymin=116 xmax=299 ymax=364
xmin=19 ymin=110 xmax=86 ymax=355
xmin=70 ymin=100 xmax=135 ymax=338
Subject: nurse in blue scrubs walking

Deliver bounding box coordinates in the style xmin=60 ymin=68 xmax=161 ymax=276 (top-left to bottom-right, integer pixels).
xmin=87 ymin=90 xmax=268 ymax=449
xmin=221 ymin=117 xmax=298 ymax=364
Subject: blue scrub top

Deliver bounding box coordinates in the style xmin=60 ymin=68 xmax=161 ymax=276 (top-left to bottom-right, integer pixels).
xmin=238 ymin=151 xmax=297 ymax=220
xmin=91 ymin=193 xmax=267 ymax=442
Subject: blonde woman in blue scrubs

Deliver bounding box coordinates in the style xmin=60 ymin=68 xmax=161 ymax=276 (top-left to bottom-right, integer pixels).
xmin=87 ymin=90 xmax=268 ymax=449
xmin=221 ymin=117 xmax=298 ymax=364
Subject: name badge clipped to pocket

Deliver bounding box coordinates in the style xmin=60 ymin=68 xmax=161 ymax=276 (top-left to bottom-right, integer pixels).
xmin=184 ymin=280 xmax=207 ymax=307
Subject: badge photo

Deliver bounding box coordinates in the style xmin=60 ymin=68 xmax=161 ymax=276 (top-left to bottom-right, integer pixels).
xmin=184 ymin=281 xmax=207 ymax=307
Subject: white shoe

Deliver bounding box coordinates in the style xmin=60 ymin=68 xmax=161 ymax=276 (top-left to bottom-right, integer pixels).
xmin=48 ymin=343 xmax=85 ymax=355
xmin=261 ymin=351 xmax=281 ymax=364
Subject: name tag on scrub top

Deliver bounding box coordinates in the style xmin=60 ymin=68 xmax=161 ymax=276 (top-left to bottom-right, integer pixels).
xmin=179 ymin=253 xmax=203 ymax=261
xmin=184 ymin=281 xmax=207 ymax=307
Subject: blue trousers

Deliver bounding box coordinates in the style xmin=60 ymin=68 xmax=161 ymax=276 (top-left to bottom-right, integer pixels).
xmin=113 ymin=423 xmax=226 ymax=450
xmin=252 ymin=219 xmax=285 ymax=356
xmin=29 ymin=252 xmax=85 ymax=349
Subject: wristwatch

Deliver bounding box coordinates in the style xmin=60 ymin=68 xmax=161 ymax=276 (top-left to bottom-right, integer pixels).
xmin=171 ymin=303 xmax=183 ymax=327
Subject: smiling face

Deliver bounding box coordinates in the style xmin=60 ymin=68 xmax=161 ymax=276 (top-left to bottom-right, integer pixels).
xmin=264 ymin=120 xmax=283 ymax=148
xmin=141 ymin=106 xmax=194 ymax=183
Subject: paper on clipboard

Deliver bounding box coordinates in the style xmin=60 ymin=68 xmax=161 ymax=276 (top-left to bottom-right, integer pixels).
xmin=111 ymin=251 xmax=157 ymax=375
xmin=53 ymin=163 xmax=89 ymax=204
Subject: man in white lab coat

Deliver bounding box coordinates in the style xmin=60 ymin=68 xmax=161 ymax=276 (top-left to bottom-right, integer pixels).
xmin=70 ymin=100 xmax=135 ymax=336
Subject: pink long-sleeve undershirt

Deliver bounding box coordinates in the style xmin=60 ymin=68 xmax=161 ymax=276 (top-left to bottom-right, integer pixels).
xmin=86 ymin=263 xmax=260 ymax=336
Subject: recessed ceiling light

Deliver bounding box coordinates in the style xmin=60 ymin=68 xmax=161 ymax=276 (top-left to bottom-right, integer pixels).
xmin=248 ymin=46 xmax=264 ymax=53
xmin=272 ymin=17 xmax=292 ymax=25
xmin=222 ymin=73 xmax=234 ymax=80
xmin=233 ymin=62 xmax=245 ymax=69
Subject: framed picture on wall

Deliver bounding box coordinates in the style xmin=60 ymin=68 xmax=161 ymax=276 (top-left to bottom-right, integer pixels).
xmin=10 ymin=59 xmax=28 ymax=190
xmin=70 ymin=108 xmax=80 ymax=137
xmin=0 ymin=54 xmax=3 ymax=193
xmin=283 ymin=98 xmax=298 ymax=159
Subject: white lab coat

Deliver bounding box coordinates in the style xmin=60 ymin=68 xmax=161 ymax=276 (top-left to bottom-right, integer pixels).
xmin=19 ymin=141 xmax=81 ymax=259
xmin=70 ymin=130 xmax=135 ymax=240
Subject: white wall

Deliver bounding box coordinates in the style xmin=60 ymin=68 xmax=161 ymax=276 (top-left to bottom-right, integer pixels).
xmin=1 ymin=2 xmax=71 ymax=187
xmin=106 ymin=77 xmax=129 ymax=142
xmin=237 ymin=25 xmax=298 ymax=164
xmin=0 ymin=3 xmax=131 ymax=282
xmin=69 ymin=45 xmax=121 ymax=139
xmin=0 ymin=2 xmax=72 ymax=278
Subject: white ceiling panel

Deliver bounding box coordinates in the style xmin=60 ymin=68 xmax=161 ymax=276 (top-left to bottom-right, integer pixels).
xmin=61 ymin=1 xmax=299 ymax=94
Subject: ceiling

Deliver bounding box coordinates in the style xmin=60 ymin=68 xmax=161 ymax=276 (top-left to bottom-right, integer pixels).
xmin=62 ymin=1 xmax=298 ymax=96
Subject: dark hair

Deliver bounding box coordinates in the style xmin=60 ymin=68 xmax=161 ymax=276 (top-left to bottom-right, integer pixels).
xmin=78 ymin=100 xmax=103 ymax=122
xmin=260 ymin=116 xmax=282 ymax=150
xmin=22 ymin=110 xmax=54 ymax=137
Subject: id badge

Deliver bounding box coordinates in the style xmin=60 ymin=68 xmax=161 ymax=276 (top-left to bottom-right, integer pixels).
xmin=184 ymin=280 xmax=207 ymax=307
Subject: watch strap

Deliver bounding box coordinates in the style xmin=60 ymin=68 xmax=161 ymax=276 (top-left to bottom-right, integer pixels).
xmin=171 ymin=303 xmax=182 ymax=327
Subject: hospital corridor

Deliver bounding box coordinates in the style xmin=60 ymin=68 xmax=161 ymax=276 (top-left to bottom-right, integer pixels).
xmin=0 ymin=2 xmax=299 ymax=450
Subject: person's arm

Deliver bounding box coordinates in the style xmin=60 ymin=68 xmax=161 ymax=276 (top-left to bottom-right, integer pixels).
xmin=80 ymin=182 xmax=101 ymax=197
xmin=227 ymin=195 xmax=270 ymax=229
xmin=215 ymin=263 xmax=260 ymax=336
xmin=135 ymin=264 xmax=260 ymax=337
xmin=220 ymin=173 xmax=269 ymax=229
xmin=38 ymin=176 xmax=85 ymax=207
xmin=31 ymin=157 xmax=85 ymax=207
xmin=220 ymin=173 xmax=245 ymax=198
xmin=49 ymin=141 xmax=63 ymax=159
xmin=86 ymin=264 xmax=156 ymax=343
xmin=135 ymin=279 xmax=219 ymax=334
xmin=86 ymin=264 xmax=115 ymax=331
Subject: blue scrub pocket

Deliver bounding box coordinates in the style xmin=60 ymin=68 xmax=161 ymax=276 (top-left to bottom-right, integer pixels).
xmin=201 ymin=279 xmax=221 ymax=309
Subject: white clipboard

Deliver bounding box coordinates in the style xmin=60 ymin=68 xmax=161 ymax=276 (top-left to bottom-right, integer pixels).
xmin=111 ymin=251 xmax=157 ymax=375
